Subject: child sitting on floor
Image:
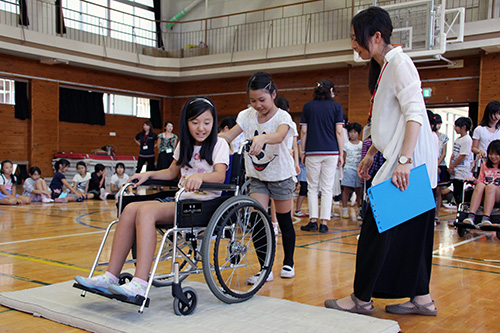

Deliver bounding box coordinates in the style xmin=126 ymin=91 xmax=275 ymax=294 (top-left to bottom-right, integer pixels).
xmin=23 ymin=166 xmax=53 ymax=203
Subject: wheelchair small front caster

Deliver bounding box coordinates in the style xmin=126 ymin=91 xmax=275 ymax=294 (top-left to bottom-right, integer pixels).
xmin=173 ymin=287 xmax=197 ymax=316
xmin=457 ymin=226 xmax=466 ymax=237
xmin=118 ymin=272 xmax=133 ymax=285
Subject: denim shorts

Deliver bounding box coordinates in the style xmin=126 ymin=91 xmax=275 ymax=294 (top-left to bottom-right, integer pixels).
xmin=249 ymin=177 xmax=296 ymax=200
xmin=341 ymin=168 xmax=362 ymax=188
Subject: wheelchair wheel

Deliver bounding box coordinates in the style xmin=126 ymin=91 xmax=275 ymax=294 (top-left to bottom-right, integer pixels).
xmin=173 ymin=287 xmax=197 ymax=316
xmin=202 ymin=195 xmax=275 ymax=304
xmin=457 ymin=226 xmax=466 ymax=237
xmin=118 ymin=272 xmax=133 ymax=285
xmin=239 ymin=179 xmax=251 ymax=195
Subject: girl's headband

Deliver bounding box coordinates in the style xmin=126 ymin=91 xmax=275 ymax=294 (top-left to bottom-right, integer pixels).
xmin=190 ymin=97 xmax=214 ymax=107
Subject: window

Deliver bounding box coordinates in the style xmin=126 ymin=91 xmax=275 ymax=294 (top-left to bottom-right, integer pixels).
xmin=0 ymin=0 xmax=17 ymax=14
xmin=103 ymin=93 xmax=150 ymax=118
xmin=0 ymin=78 xmax=15 ymax=105
xmin=62 ymin=0 xmax=155 ymax=47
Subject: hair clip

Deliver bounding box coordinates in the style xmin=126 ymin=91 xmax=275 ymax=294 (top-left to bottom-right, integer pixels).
xmin=190 ymin=97 xmax=214 ymax=107
xmin=264 ymin=81 xmax=272 ymax=91
xmin=317 ymin=82 xmax=322 ymax=87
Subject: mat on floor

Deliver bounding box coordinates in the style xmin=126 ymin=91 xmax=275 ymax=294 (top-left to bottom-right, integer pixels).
xmin=0 ymin=280 xmax=400 ymax=333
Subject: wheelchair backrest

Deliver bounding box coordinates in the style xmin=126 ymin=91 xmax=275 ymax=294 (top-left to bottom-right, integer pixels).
xmin=226 ymin=152 xmax=246 ymax=187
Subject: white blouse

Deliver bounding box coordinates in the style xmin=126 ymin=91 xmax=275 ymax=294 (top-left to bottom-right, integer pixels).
xmin=370 ymin=47 xmax=437 ymax=187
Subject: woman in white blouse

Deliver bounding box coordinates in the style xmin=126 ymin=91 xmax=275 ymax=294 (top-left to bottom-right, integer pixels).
xmin=324 ymin=6 xmax=438 ymax=316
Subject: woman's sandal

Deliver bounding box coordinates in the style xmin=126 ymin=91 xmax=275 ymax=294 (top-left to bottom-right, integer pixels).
xmin=385 ymin=298 xmax=438 ymax=316
xmin=324 ymin=293 xmax=374 ymax=315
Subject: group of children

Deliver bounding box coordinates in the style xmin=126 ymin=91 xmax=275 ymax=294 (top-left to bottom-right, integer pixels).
xmin=0 ymin=159 xmax=130 ymax=206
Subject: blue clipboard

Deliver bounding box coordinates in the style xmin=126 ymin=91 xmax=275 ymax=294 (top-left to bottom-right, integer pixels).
xmin=367 ymin=164 xmax=435 ymax=233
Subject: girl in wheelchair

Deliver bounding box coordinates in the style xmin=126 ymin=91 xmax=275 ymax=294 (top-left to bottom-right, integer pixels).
xmin=75 ymin=97 xmax=229 ymax=297
xmin=463 ymin=140 xmax=500 ymax=227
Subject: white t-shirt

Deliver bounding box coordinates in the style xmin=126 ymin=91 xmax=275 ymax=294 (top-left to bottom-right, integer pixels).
xmin=343 ymin=140 xmax=363 ymax=171
xmin=72 ymin=172 xmax=91 ymax=192
xmin=110 ymin=173 xmax=129 ymax=191
xmin=173 ymin=137 xmax=229 ymax=200
xmin=450 ymin=134 xmax=473 ymax=180
xmin=472 ymin=126 xmax=500 ymax=154
xmin=0 ymin=174 xmax=14 ymax=194
xmin=237 ymin=107 xmax=296 ymax=182
xmin=438 ymin=132 xmax=449 ymax=166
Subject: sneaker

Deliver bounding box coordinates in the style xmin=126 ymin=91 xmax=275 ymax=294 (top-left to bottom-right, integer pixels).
xmin=300 ymin=221 xmax=318 ymax=231
xmin=74 ymin=274 xmax=118 ymax=295
xmin=247 ymin=270 xmax=273 ymax=285
xmin=357 ymin=214 xmax=363 ymax=221
xmin=294 ymin=211 xmax=308 ymax=218
xmin=331 ymin=211 xmax=340 ymax=218
xmin=99 ymin=188 xmax=107 ymax=201
xmin=319 ymin=223 xmax=329 ymax=233
xmin=342 ymin=209 xmax=350 ymax=219
xmin=462 ymin=217 xmax=475 ymax=225
xmin=280 ymin=265 xmax=295 ymax=278
xmin=478 ymin=220 xmax=492 ymax=227
xmin=42 ymin=197 xmax=54 ymax=203
xmin=442 ymin=202 xmax=457 ymax=209
xmin=108 ymin=279 xmax=147 ymax=297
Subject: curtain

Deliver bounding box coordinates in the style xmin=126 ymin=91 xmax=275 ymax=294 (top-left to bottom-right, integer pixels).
xmin=150 ymin=99 xmax=162 ymax=129
xmin=14 ymin=81 xmax=30 ymax=120
xmin=55 ymin=0 xmax=67 ymax=34
xmin=59 ymin=88 xmax=105 ymax=125
xmin=153 ymin=0 xmax=164 ymax=49
xmin=18 ymin=0 xmax=29 ymax=26
xmin=468 ymin=101 xmax=478 ymax=127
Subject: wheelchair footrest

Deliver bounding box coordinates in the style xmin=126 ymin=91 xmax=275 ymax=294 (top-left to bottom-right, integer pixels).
xmin=454 ymin=221 xmax=500 ymax=231
xmin=73 ymin=283 xmax=150 ymax=307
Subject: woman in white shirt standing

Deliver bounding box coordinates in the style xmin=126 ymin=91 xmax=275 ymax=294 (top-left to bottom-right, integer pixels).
xmin=324 ymin=6 xmax=438 ymax=316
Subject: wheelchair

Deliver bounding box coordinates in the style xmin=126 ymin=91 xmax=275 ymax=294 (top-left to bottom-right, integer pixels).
xmin=453 ymin=180 xmax=500 ymax=240
xmin=74 ymin=144 xmax=276 ymax=315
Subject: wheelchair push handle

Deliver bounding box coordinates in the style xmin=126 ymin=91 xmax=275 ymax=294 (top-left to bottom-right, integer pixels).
xmin=241 ymin=139 xmax=264 ymax=159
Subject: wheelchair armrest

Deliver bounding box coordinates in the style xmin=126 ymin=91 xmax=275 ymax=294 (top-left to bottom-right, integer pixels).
xmin=199 ymin=182 xmax=237 ymax=191
xmin=138 ymin=179 xmax=179 ymax=187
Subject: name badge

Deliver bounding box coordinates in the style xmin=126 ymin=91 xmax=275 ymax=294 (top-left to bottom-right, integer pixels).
xmin=143 ymin=145 xmax=148 ymax=150
xmin=166 ymin=148 xmax=173 ymax=153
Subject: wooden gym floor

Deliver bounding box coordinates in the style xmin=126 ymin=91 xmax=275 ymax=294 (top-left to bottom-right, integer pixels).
xmin=0 ymin=198 xmax=498 ymax=332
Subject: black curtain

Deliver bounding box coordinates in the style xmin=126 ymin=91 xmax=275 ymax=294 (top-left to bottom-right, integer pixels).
xmin=468 ymin=101 xmax=478 ymax=127
xmin=59 ymin=88 xmax=105 ymax=125
xmin=55 ymin=0 xmax=66 ymax=34
xmin=153 ymin=0 xmax=164 ymax=49
xmin=18 ymin=0 xmax=29 ymax=26
xmin=150 ymin=99 xmax=162 ymax=129
xmin=14 ymin=81 xmax=30 ymax=120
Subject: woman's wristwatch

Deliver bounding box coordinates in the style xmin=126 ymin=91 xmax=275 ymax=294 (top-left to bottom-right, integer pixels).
xmin=398 ymin=155 xmax=412 ymax=165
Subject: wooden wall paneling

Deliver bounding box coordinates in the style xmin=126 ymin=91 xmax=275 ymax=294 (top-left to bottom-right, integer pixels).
xmin=419 ymin=55 xmax=480 ymax=107
xmin=0 ymin=104 xmax=29 ymax=163
xmin=478 ymin=52 xmax=500 ymax=120
xmin=30 ymin=79 xmax=59 ymax=175
xmin=347 ymin=65 xmax=371 ymax=127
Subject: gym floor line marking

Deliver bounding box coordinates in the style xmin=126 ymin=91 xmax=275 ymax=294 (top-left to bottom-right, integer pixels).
xmin=0 ymin=230 xmax=106 ymax=246
xmin=0 ymin=271 xmax=50 ymax=285
xmin=0 ymin=309 xmax=13 ymax=314
xmin=298 ymin=233 xmax=360 ymax=248
xmin=432 ymin=236 xmax=482 ymax=254
xmin=0 ymin=251 xmax=91 ymax=272
xmin=432 ymin=263 xmax=500 ymax=275
xmin=433 ymin=255 xmax=500 ymax=270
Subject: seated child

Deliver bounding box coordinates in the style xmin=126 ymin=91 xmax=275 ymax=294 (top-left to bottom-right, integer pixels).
xmin=102 ymin=162 xmax=130 ymax=199
xmin=87 ymin=163 xmax=107 ymax=200
xmin=463 ymin=140 xmax=500 ymax=227
xmin=0 ymin=160 xmax=31 ymax=205
xmin=23 ymin=166 xmax=53 ymax=203
xmin=74 ymin=97 xmax=229 ymax=297
xmin=50 ymin=159 xmax=85 ymax=202
xmin=72 ymin=161 xmax=96 ymax=200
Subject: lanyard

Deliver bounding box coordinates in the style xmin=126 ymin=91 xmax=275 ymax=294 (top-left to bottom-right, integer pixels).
xmin=369 ymin=62 xmax=389 ymax=119
xmin=143 ymin=132 xmax=149 ymax=146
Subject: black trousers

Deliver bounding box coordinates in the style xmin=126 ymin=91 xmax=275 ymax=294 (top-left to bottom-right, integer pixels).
xmin=136 ymin=156 xmax=155 ymax=173
xmin=353 ymin=206 xmax=435 ymax=301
